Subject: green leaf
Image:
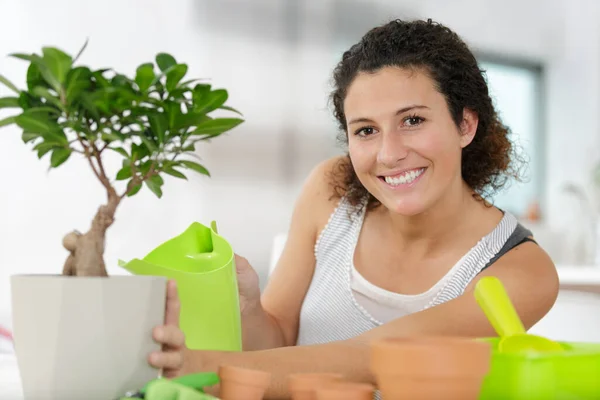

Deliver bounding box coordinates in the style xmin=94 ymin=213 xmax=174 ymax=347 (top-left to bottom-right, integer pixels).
xmin=145 ymin=177 xmax=163 ymax=198
xmin=116 ymin=165 xmax=132 ymax=180
xmin=14 ymin=109 xmax=62 ymax=135
xmin=139 ymin=134 xmax=157 ymax=153
xmin=26 ymin=63 xmax=46 ymax=92
xmin=32 ymin=86 xmax=64 ymax=109
xmin=11 ymin=53 xmax=62 ymax=92
xmin=166 ymin=64 xmax=188 ymax=92
xmin=135 ymin=63 xmax=155 ymax=92
xmin=72 ymin=38 xmax=89 ymax=64
xmin=0 ymin=97 xmax=20 ymax=109
xmin=131 ymin=143 xmax=149 ymax=160
xmin=65 ymin=67 xmax=92 ymax=103
xmin=138 ymin=160 xmax=152 ymax=175
xmin=191 ymin=118 xmax=243 ymax=136
xmin=192 ymin=84 xmax=211 ymax=103
xmin=101 ymin=132 xmax=123 ymax=142
xmin=108 ymin=146 xmax=129 ymax=158
xmin=17 ymin=91 xmax=44 ymax=110
xmin=126 ymin=181 xmax=142 ymax=197
xmin=180 ymin=160 xmax=210 ymax=176
xmin=0 ymin=74 xmax=19 ymax=94
xmin=151 ymin=174 xmax=164 ymax=186
xmin=21 ymin=132 xmax=40 ymax=143
xmin=195 ymin=89 xmax=228 ymax=114
xmin=168 ymin=87 xmax=192 ymax=101
xmin=163 ymin=165 xmax=187 ymax=180
xmin=0 ymin=115 xmax=17 ymax=128
xmin=78 ymin=93 xmax=100 ymax=119
xmin=173 ymin=111 xmax=210 ymax=131
xmin=149 ymin=113 xmax=168 ymax=143
xmin=166 ymin=102 xmax=182 ymax=131
xmin=50 ymin=147 xmax=71 ymax=167
xmin=156 ymin=53 xmax=177 ymax=72
xmin=92 ymin=69 xmax=111 ymax=88
xmin=179 ymin=79 xmax=206 ymax=87
xmin=42 ymin=47 xmax=73 ymax=85
xmin=182 ymin=144 xmax=195 ymax=152
xmin=34 ymin=142 xmax=56 ymax=158
xmin=219 ymin=105 xmax=243 ymax=116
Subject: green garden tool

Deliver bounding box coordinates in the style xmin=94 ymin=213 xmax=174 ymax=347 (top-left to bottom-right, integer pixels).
xmin=474 ymin=276 xmax=563 ymax=353
xmin=118 ymin=372 xmax=220 ymax=399
xmin=119 ymin=221 xmax=242 ymax=351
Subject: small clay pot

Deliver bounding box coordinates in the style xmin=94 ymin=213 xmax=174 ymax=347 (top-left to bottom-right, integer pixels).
xmin=288 ymin=373 xmax=344 ymax=400
xmin=315 ymin=381 xmax=375 ymax=400
xmin=218 ymin=365 xmax=271 ymax=400
xmin=371 ymin=336 xmax=492 ymax=400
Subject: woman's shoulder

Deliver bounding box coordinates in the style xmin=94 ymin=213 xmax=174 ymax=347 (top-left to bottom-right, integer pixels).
xmin=303 ymin=155 xmax=348 ymax=204
xmin=294 ymin=156 xmax=353 ymax=234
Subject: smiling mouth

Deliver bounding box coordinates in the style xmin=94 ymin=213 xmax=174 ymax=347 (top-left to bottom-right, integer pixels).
xmin=379 ymin=168 xmax=427 ymax=186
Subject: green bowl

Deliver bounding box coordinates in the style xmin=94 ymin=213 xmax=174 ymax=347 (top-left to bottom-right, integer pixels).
xmin=478 ymin=338 xmax=600 ymax=399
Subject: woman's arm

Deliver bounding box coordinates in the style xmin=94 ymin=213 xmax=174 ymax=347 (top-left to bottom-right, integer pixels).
xmin=239 ymin=157 xmax=342 ymax=350
xmin=178 ymin=241 xmax=559 ymax=399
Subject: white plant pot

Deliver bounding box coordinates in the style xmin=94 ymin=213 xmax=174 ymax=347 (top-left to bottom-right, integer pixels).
xmin=11 ymin=275 xmax=167 ymax=400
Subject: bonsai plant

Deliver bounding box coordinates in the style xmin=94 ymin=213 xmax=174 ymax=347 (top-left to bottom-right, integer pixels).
xmin=0 ymin=41 xmax=244 ymax=400
xmin=0 ymin=40 xmax=243 ymax=277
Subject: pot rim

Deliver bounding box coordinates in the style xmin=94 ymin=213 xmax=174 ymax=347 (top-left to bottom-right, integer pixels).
xmin=371 ymin=336 xmax=492 ymax=377
xmin=288 ymin=373 xmax=344 ymax=391
xmin=316 ymin=381 xmax=374 ymax=394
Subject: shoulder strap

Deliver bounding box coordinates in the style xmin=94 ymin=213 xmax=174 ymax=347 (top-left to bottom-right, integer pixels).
xmin=479 ymin=223 xmax=536 ymax=272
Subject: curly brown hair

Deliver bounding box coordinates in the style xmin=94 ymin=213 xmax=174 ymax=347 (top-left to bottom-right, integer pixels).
xmin=329 ymin=19 xmax=524 ymax=210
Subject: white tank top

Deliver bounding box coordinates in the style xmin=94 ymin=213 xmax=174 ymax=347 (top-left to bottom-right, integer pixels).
xmin=296 ymin=196 xmax=520 ymax=345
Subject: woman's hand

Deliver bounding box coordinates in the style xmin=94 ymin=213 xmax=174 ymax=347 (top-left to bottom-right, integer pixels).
xmin=149 ymin=280 xmax=187 ymax=378
xmin=235 ymin=254 xmax=262 ymax=315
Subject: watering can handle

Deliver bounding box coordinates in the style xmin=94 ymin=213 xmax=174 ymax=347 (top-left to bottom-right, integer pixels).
xmin=474 ymin=276 xmax=526 ymax=337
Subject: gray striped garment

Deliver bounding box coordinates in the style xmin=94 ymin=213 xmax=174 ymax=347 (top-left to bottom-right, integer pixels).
xmin=296 ymin=195 xmax=523 ymax=345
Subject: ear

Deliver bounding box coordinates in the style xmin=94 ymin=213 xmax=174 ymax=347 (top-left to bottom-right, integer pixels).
xmin=459 ymin=108 xmax=478 ymax=148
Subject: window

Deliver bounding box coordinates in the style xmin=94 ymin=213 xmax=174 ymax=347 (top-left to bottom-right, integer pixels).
xmin=478 ymin=59 xmax=544 ymax=217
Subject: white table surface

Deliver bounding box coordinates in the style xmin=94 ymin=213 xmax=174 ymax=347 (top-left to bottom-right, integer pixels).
xmin=0 ymin=353 xmax=23 ymax=400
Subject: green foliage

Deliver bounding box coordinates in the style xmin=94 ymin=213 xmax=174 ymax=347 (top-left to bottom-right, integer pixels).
xmin=0 ymin=41 xmax=244 ymax=198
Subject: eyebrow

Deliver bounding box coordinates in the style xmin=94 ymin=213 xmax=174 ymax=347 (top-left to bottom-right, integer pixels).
xmin=347 ymin=105 xmax=430 ymax=125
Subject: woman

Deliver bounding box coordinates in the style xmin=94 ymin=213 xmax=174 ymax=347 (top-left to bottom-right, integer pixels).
xmin=149 ymin=18 xmax=559 ymax=398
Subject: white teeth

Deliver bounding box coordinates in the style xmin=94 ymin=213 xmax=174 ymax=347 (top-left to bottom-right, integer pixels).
xmin=384 ymin=168 xmax=424 ymax=186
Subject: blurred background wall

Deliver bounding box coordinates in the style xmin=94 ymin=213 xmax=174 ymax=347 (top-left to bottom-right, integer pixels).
xmin=1 ymin=0 xmax=600 ymax=331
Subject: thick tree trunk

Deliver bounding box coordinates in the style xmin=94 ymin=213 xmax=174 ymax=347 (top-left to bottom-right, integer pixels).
xmin=62 ymin=193 xmax=120 ymax=277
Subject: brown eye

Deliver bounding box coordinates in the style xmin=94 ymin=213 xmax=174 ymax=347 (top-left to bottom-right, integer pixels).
xmin=404 ymin=116 xmax=424 ymax=127
xmin=355 ymin=127 xmax=377 ymax=137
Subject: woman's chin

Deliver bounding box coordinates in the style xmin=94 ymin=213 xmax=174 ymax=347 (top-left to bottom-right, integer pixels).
xmin=382 ymin=197 xmax=427 ymax=217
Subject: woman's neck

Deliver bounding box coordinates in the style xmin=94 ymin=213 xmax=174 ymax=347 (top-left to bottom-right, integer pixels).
xmin=379 ymin=180 xmax=486 ymax=257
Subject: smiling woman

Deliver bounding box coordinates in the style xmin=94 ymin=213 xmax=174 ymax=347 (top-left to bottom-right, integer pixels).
xmin=147 ymin=19 xmax=560 ymax=399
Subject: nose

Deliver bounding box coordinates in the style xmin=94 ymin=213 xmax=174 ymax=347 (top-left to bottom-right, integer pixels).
xmin=376 ymin=131 xmax=409 ymax=167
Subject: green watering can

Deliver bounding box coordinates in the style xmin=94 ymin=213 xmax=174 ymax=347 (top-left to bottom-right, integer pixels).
xmin=119 ymin=221 xmax=242 ymax=351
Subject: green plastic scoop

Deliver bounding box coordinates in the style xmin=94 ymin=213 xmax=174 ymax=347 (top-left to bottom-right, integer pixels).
xmin=474 ymin=276 xmax=563 ymax=353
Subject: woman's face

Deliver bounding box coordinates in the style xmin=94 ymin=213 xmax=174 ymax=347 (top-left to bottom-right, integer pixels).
xmin=344 ymin=66 xmax=477 ymax=216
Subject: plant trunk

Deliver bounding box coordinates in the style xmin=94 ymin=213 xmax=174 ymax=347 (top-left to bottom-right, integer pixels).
xmin=62 ymin=193 xmax=120 ymax=277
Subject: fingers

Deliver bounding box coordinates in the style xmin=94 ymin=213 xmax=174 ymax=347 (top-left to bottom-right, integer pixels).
xmin=234 ymin=254 xmax=249 ymax=272
xmin=148 ymin=349 xmax=183 ymax=371
xmin=153 ymin=325 xmax=186 ymax=348
xmin=165 ymin=279 xmax=180 ymax=327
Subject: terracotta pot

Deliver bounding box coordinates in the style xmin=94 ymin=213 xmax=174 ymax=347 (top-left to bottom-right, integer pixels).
xmin=288 ymin=373 xmax=344 ymax=400
xmin=315 ymin=381 xmax=374 ymax=400
xmin=371 ymin=336 xmax=492 ymax=400
xmin=218 ymin=365 xmax=271 ymax=400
